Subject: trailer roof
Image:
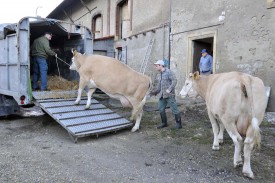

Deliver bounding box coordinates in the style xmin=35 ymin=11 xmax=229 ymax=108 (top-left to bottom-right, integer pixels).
xmin=30 ymin=19 xmax=80 ymax=38
xmin=0 ymin=18 xmax=85 ymax=40
xmin=0 ymin=23 xmax=16 ymax=40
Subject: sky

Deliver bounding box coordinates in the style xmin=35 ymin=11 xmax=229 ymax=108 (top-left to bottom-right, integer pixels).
xmin=0 ymin=0 xmax=63 ymax=24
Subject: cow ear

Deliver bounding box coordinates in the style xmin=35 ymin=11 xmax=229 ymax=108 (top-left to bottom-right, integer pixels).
xmin=194 ymin=71 xmax=200 ymax=80
xmin=73 ymin=50 xmax=78 ymax=57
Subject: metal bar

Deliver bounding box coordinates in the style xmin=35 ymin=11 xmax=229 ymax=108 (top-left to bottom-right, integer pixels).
xmin=45 ymin=104 xmax=106 ymax=114
xmin=68 ymin=118 xmax=131 ymax=134
xmin=54 ymin=109 xmax=114 ymax=120
xmin=61 ymin=113 xmax=123 ymax=127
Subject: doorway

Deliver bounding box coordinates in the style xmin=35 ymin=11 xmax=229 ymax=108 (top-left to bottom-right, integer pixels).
xmin=187 ymin=31 xmax=217 ymax=75
xmin=192 ymin=37 xmax=213 ymax=72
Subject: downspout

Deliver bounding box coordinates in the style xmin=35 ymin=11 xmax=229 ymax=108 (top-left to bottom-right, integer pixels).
xmin=168 ymin=0 xmax=172 ymax=69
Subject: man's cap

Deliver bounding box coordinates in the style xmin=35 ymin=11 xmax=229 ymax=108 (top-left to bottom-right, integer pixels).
xmin=201 ymin=49 xmax=207 ymax=53
xmin=44 ymin=32 xmax=53 ymax=36
xmin=154 ymin=60 xmax=165 ymax=66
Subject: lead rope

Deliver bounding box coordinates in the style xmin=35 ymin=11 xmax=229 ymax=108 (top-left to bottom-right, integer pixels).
xmin=55 ymin=56 xmax=61 ymax=81
xmin=54 ymin=55 xmax=72 ymax=81
xmin=56 ymin=56 xmax=71 ymax=66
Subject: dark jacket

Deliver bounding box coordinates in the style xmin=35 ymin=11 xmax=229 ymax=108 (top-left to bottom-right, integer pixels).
xmin=152 ymin=68 xmax=177 ymax=99
xmin=31 ymin=36 xmax=55 ymax=58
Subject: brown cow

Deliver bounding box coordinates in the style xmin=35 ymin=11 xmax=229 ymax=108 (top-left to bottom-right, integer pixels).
xmin=70 ymin=50 xmax=151 ymax=132
xmin=179 ymin=71 xmax=268 ymax=179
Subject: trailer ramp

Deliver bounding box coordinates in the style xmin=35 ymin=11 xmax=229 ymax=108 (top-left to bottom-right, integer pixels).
xmin=32 ymin=91 xmax=133 ymax=143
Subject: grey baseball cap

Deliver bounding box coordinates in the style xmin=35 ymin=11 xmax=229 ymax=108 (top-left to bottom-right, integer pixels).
xmin=154 ymin=60 xmax=165 ymax=66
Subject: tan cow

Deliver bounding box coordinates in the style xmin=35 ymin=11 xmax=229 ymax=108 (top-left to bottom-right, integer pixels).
xmin=179 ymin=71 xmax=268 ymax=179
xmin=70 ymin=50 xmax=151 ymax=132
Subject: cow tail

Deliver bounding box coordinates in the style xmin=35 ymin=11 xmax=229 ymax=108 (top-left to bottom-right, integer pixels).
xmin=252 ymin=118 xmax=261 ymax=149
xmin=148 ymin=78 xmax=153 ymax=94
xmin=243 ymin=77 xmax=261 ymax=149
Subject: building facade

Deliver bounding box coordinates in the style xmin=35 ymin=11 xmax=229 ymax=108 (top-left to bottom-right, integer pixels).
xmin=48 ymin=0 xmax=275 ymax=111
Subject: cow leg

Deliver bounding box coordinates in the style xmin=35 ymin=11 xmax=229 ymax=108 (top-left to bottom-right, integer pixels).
xmin=218 ymin=121 xmax=225 ymax=144
xmin=207 ymin=111 xmax=220 ymax=150
xmin=75 ymin=78 xmax=86 ymax=105
xmin=242 ymin=126 xmax=255 ymax=179
xmin=85 ymin=88 xmax=96 ymax=109
xmin=130 ymin=96 xmax=146 ymax=132
xmin=131 ymin=111 xmax=143 ymax=132
xmin=222 ymin=121 xmax=243 ymax=168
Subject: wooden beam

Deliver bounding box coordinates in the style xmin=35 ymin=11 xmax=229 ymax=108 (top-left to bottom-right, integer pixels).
xmin=62 ymin=9 xmax=74 ymax=23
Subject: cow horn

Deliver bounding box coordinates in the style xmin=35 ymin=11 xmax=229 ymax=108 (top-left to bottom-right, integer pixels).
xmin=71 ymin=49 xmax=78 ymax=56
xmin=194 ymin=71 xmax=200 ymax=80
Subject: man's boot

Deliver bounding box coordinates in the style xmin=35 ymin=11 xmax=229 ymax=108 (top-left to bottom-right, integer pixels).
xmin=175 ymin=113 xmax=182 ymax=129
xmin=157 ymin=112 xmax=168 ymax=129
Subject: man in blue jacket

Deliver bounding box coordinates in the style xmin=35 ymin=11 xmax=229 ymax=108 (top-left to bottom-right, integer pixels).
xmin=199 ymin=49 xmax=213 ymax=75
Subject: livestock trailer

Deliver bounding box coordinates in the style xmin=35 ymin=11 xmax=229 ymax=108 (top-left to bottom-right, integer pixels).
xmin=0 ymin=17 xmax=92 ymax=111
xmin=0 ymin=17 xmax=132 ymax=142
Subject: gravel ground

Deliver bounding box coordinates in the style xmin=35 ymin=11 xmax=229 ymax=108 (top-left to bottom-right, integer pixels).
xmin=0 ymin=96 xmax=274 ymax=183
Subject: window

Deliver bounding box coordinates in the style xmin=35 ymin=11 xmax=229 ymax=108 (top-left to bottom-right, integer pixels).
xmin=116 ymin=0 xmax=132 ymax=39
xmin=92 ymin=13 xmax=103 ymax=39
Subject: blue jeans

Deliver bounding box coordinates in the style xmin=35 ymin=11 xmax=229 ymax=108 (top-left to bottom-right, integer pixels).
xmin=32 ymin=56 xmax=48 ymax=90
xmin=158 ymin=96 xmax=180 ymax=115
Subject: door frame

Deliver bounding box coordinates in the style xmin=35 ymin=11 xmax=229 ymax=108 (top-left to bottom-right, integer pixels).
xmin=186 ymin=30 xmax=217 ymax=76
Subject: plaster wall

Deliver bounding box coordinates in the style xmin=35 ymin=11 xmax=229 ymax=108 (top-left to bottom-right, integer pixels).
xmin=113 ymin=0 xmax=171 ymax=79
xmin=117 ymin=26 xmax=170 ymax=80
xmin=131 ymin=0 xmax=170 ymax=34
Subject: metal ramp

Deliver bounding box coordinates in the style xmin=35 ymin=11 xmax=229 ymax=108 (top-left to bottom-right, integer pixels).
xmin=32 ymin=91 xmax=133 ymax=143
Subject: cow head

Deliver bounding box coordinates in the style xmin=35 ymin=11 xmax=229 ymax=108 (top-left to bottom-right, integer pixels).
xmin=179 ymin=72 xmax=199 ymax=98
xmin=69 ymin=49 xmax=80 ymax=71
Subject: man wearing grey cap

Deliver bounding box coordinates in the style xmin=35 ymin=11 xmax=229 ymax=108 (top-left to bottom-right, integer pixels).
xmin=199 ymin=49 xmax=213 ymax=75
xmin=150 ymin=60 xmax=182 ymax=129
xmin=31 ymin=32 xmax=57 ymax=91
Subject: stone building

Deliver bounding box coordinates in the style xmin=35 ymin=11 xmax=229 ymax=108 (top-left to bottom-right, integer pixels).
xmin=48 ymin=0 xmax=275 ymax=111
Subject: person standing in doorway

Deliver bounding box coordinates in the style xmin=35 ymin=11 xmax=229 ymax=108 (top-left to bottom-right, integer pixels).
xmin=199 ymin=49 xmax=213 ymax=75
xmin=150 ymin=60 xmax=182 ymax=129
xmin=31 ymin=32 xmax=57 ymax=91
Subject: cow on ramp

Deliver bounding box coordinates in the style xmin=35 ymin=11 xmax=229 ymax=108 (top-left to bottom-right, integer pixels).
xmin=70 ymin=50 xmax=151 ymax=132
xmin=179 ymin=71 xmax=268 ymax=179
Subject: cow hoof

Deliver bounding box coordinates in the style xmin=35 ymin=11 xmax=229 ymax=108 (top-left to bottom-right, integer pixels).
xmin=218 ymin=139 xmax=224 ymax=144
xmin=212 ymin=145 xmax=220 ymax=150
xmin=85 ymin=106 xmax=90 ymax=110
xmin=243 ymin=171 xmax=254 ymax=179
xmin=75 ymin=101 xmax=80 ymax=105
xmin=131 ymin=127 xmax=138 ymax=132
xmin=234 ymin=161 xmax=243 ymax=168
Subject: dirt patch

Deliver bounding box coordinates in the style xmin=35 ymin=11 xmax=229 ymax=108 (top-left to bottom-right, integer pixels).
xmin=104 ymin=96 xmax=275 ymax=182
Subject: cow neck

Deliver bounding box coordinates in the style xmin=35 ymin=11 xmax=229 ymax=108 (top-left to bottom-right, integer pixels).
xmin=194 ymin=76 xmax=209 ymax=99
xmin=75 ymin=55 xmax=85 ymax=69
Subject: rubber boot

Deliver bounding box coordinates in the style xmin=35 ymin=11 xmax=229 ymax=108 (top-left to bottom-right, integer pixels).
xmin=175 ymin=113 xmax=182 ymax=129
xmin=157 ymin=112 xmax=168 ymax=129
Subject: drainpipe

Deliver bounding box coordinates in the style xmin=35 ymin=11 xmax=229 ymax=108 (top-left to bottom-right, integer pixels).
xmin=168 ymin=0 xmax=172 ymax=69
